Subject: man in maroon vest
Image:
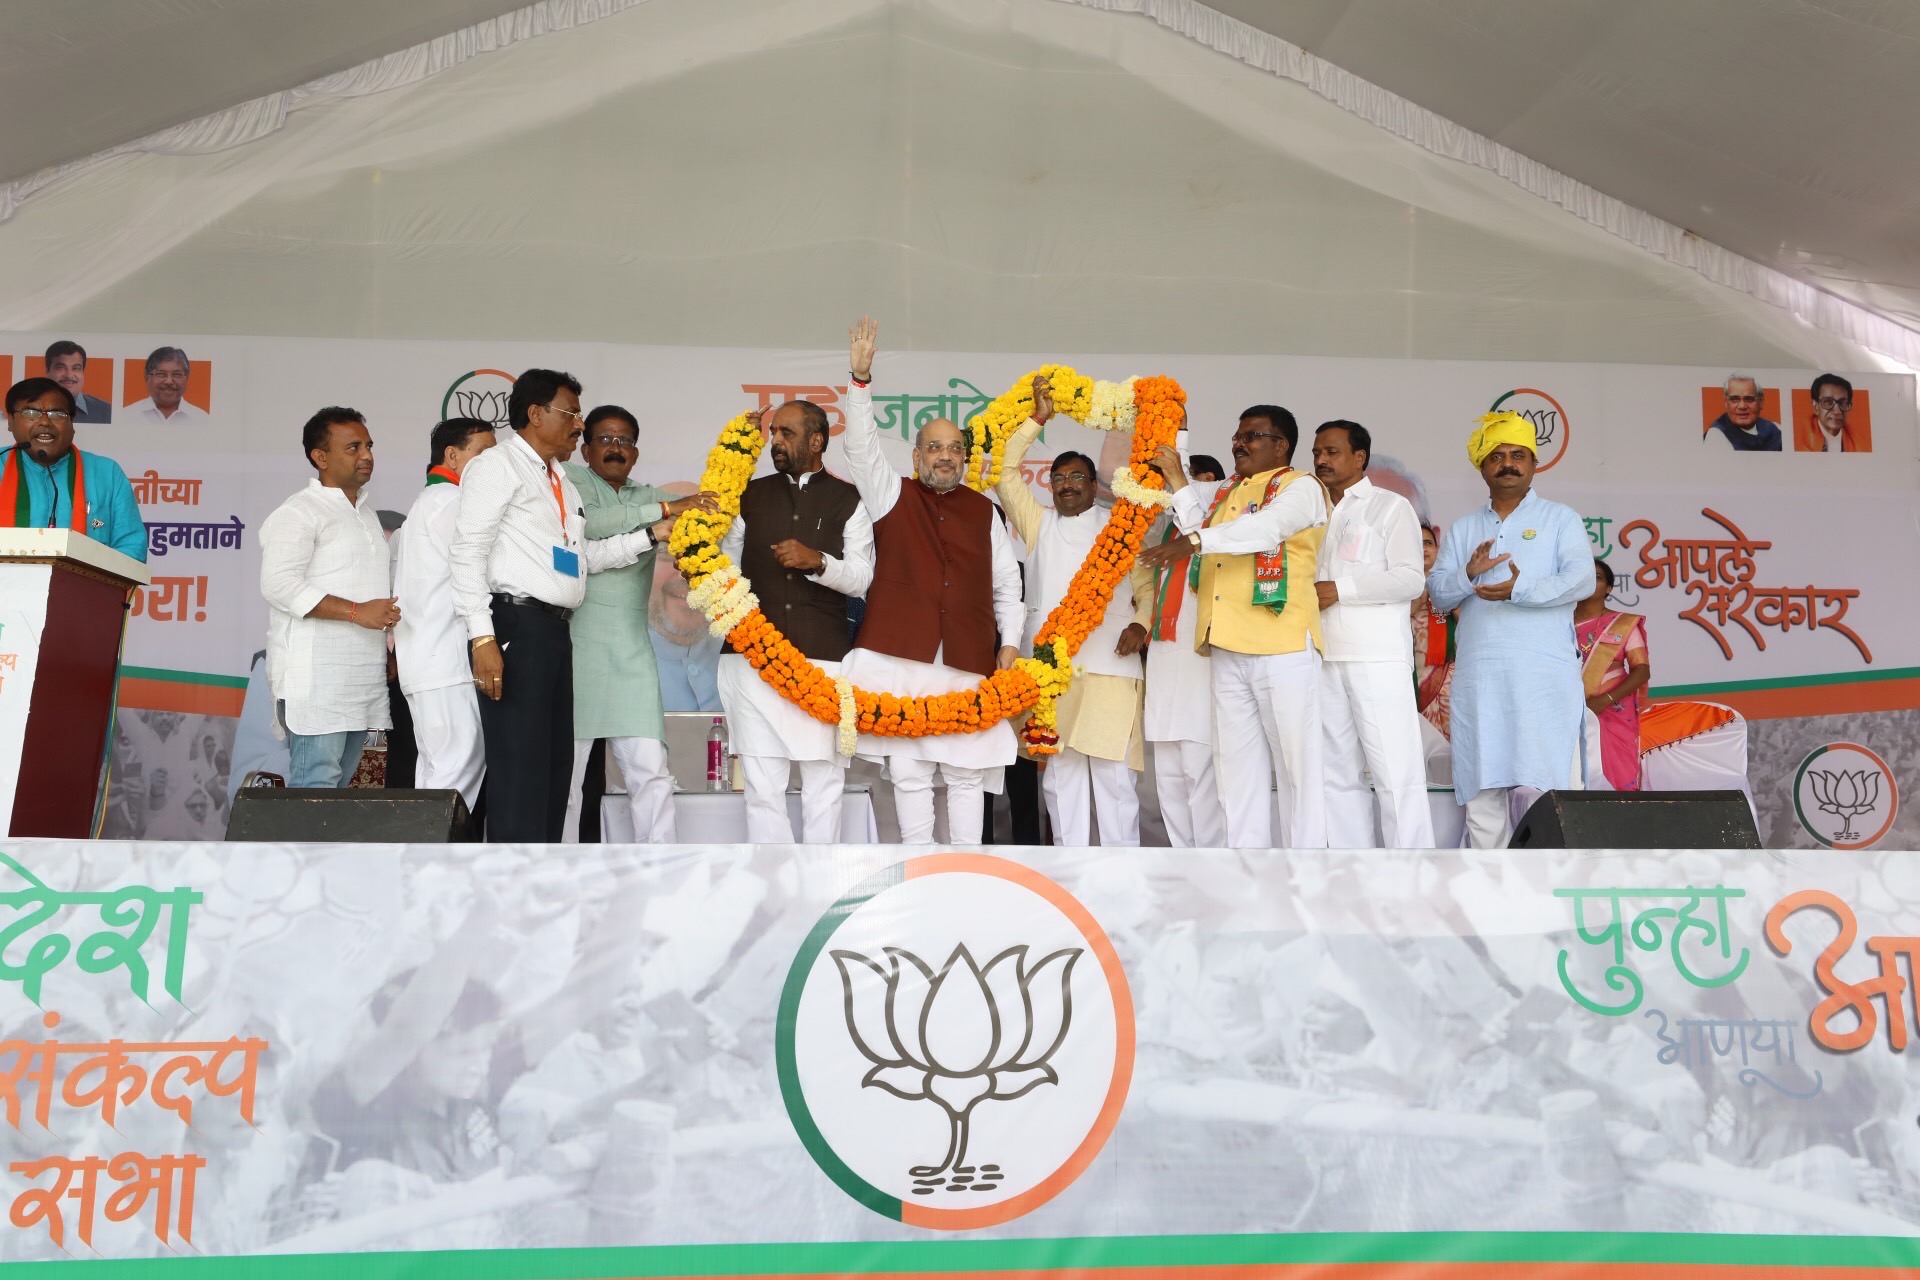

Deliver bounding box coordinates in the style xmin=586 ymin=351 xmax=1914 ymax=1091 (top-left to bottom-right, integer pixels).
xmin=838 ymin=317 xmax=1025 ymax=843
xmin=717 ymin=398 xmax=873 ymax=842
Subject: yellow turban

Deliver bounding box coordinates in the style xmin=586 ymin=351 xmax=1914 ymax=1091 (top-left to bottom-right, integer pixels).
xmin=1467 ymin=411 xmax=1536 ymax=469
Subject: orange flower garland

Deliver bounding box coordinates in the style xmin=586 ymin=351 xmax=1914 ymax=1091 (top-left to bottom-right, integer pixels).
xmin=673 ymin=375 xmax=1185 ymax=755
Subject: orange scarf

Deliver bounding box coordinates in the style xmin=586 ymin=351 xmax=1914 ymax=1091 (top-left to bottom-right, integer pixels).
xmin=0 ymin=446 xmax=87 ymax=532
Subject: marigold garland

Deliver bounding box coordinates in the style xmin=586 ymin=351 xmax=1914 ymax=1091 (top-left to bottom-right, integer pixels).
xmin=672 ymin=375 xmax=1185 ymax=755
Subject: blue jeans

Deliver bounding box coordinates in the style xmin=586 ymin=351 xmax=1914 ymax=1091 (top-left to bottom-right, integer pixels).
xmin=280 ymin=702 xmax=367 ymax=789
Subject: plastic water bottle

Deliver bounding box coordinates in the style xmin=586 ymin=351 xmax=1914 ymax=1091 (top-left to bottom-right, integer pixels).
xmin=706 ymin=717 xmax=728 ymax=792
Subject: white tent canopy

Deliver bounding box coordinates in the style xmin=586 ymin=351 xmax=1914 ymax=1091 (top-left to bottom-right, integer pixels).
xmin=0 ymin=0 xmax=1913 ymax=370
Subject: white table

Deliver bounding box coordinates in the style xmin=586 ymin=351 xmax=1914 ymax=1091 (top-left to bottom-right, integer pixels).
xmin=600 ymin=787 xmax=879 ymax=843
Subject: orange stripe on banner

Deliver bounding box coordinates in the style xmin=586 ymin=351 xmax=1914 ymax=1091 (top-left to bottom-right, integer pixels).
xmin=1653 ymin=677 xmax=1920 ymax=721
xmin=591 ymin=1266 xmax=1916 ymax=1279
xmin=116 ymin=677 xmax=246 ymax=717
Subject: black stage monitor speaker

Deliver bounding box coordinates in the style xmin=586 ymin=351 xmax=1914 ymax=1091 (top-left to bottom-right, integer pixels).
xmin=1509 ymin=789 xmax=1760 ymax=850
xmin=226 ymin=788 xmax=471 ymax=843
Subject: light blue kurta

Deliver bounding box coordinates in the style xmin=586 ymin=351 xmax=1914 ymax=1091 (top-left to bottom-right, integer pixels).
xmin=1427 ymin=488 xmax=1591 ymax=801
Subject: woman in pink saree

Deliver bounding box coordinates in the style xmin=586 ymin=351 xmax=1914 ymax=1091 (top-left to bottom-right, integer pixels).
xmin=1574 ymin=558 xmax=1651 ymax=790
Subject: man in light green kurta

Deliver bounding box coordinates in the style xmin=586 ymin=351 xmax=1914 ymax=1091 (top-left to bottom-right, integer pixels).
xmin=561 ymin=406 xmax=713 ymax=843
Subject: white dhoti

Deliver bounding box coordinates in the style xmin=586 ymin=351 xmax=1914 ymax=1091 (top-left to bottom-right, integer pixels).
xmin=1037 ymin=670 xmax=1143 ymax=847
xmin=840 ymin=646 xmax=1013 ymax=845
xmin=1152 ymin=739 xmax=1224 ymax=848
xmin=1211 ymin=645 xmax=1325 ymax=850
xmin=1320 ymin=659 xmax=1435 ymax=849
xmin=406 ymin=684 xmax=485 ymax=809
xmin=565 ymin=737 xmax=676 ymax=844
xmin=717 ymin=654 xmax=848 ymax=844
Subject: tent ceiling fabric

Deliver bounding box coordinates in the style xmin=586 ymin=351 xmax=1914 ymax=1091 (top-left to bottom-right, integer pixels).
xmin=1204 ymin=0 xmax=1920 ymax=333
xmin=0 ymin=0 xmax=532 ymax=185
xmin=0 ymin=0 xmax=1911 ymax=371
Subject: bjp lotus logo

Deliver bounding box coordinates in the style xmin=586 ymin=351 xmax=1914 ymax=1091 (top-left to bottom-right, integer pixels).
xmin=779 ymin=855 xmax=1133 ymax=1229
xmin=833 ymin=943 xmax=1079 ymax=1188
xmin=441 ymin=369 xmax=516 ymax=429
xmin=1794 ymin=743 xmax=1898 ymax=849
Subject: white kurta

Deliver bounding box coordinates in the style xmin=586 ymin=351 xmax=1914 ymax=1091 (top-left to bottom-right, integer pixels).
xmin=838 ymin=382 xmax=1024 ymax=774
xmin=1138 ymin=516 xmax=1213 ymax=746
xmin=393 ymin=483 xmax=467 ymax=696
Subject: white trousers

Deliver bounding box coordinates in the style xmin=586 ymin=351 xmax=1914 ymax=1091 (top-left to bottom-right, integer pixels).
xmin=1463 ymin=748 xmax=1585 ymax=849
xmin=1041 ymin=748 xmax=1139 ymax=847
xmin=1321 ymin=660 xmax=1435 ymax=849
xmin=1152 ymin=739 xmax=1225 ymax=848
xmin=406 ymin=684 xmax=485 ymax=809
xmin=890 ymin=759 xmax=987 ymax=844
xmin=740 ymin=754 xmax=847 ymax=844
xmin=1211 ymin=646 xmax=1325 ymax=850
xmin=564 ymin=737 xmax=677 ymax=844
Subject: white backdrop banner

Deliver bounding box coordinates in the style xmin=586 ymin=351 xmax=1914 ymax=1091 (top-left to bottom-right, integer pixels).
xmin=0 ymin=332 xmax=1912 ymax=845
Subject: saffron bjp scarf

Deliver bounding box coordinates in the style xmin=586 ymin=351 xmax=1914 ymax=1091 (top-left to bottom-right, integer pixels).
xmin=0 ymin=447 xmax=86 ymax=532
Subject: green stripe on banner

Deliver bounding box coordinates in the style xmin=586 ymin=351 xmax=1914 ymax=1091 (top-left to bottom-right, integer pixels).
xmin=1651 ymin=664 xmax=1920 ymax=698
xmin=10 ymin=1232 xmax=1920 ymax=1277
xmin=118 ymin=664 xmax=251 ymax=689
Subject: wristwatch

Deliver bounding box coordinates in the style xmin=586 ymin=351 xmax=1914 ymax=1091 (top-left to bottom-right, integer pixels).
xmin=1187 ymin=532 xmax=1202 ymax=552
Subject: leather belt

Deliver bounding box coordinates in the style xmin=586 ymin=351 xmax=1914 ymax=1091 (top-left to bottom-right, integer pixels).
xmin=491 ymin=592 xmax=572 ymax=621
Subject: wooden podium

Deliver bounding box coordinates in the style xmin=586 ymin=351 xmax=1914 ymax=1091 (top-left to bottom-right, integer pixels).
xmin=0 ymin=529 xmax=150 ymax=837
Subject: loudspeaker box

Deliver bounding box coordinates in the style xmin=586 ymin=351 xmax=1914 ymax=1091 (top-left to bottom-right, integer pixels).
xmin=226 ymin=788 xmax=472 ymax=843
xmin=1509 ymin=789 xmax=1760 ymax=850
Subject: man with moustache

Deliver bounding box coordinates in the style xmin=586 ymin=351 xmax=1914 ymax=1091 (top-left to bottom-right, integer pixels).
xmin=126 ymin=347 xmax=208 ymax=424
xmin=1310 ymin=420 xmax=1433 ymax=849
xmin=43 ymin=342 xmax=111 ymax=423
xmin=838 ymin=317 xmax=1025 ymax=844
xmin=562 ymin=406 xmax=716 ymax=843
xmin=394 ymin=417 xmax=497 ymax=809
xmin=717 ymin=398 xmax=872 ymax=843
xmin=999 ymin=381 xmax=1147 ymax=845
xmin=2 ymin=376 xmax=145 ymax=559
xmin=259 ymin=408 xmax=396 ymax=788
xmin=449 ymin=369 xmax=713 ymax=841
xmin=1139 ymin=405 xmax=1329 ymax=849
xmin=1427 ymin=412 xmax=1592 ymax=847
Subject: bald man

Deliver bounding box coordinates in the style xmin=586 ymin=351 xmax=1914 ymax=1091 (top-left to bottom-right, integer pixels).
xmin=836 ymin=318 xmax=1024 ymax=843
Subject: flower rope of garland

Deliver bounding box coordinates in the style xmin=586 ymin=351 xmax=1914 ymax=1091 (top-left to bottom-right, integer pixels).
xmin=670 ymin=372 xmax=1185 ymax=755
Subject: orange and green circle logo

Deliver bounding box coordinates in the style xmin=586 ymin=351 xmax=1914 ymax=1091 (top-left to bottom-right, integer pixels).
xmin=1793 ymin=741 xmax=1898 ymax=850
xmin=441 ymin=368 xmax=516 ymax=428
xmin=1490 ymin=388 xmax=1570 ymax=471
xmin=776 ymin=853 xmax=1135 ymax=1229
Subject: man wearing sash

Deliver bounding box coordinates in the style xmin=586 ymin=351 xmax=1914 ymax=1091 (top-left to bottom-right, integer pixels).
xmin=717 ymin=399 xmax=873 ymax=844
xmin=1311 ymin=420 xmax=1433 ymax=848
xmin=1140 ymin=406 xmax=1329 ymax=849
xmin=395 ymin=417 xmax=498 ymax=808
xmin=1427 ymin=412 xmax=1592 ymax=847
xmin=838 ymin=318 xmax=1025 ymax=844
xmin=3 ymin=377 xmax=146 ymax=560
xmin=998 ymin=382 xmax=1147 ymax=845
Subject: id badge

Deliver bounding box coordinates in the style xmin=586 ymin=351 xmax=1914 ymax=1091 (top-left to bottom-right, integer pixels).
xmin=552 ymin=545 xmax=581 ymax=578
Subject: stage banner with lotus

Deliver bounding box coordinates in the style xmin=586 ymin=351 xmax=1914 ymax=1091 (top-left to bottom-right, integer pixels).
xmin=5 ymin=839 xmax=1920 ymax=1276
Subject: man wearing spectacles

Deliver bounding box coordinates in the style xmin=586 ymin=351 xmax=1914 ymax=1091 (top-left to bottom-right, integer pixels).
xmin=1139 ymin=404 xmax=1331 ymax=850
xmin=836 ymin=317 xmax=1026 ymax=844
xmin=1705 ymin=373 xmax=1782 ymax=451
xmin=1 ymin=377 xmax=147 ymax=561
xmin=560 ymin=405 xmax=718 ymax=844
xmin=1800 ymin=373 xmax=1865 ymax=453
xmin=448 ymin=369 xmax=713 ymax=841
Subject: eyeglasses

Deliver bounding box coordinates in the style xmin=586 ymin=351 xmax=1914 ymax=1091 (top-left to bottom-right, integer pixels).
xmin=13 ymin=407 xmax=73 ymax=424
xmin=918 ymin=441 xmax=967 ymax=456
xmin=589 ymin=434 xmax=637 ymax=447
xmin=541 ymin=403 xmax=586 ymax=423
xmin=1815 ymin=396 xmax=1852 ymax=411
xmin=1725 ymin=394 xmax=1762 ymax=405
xmin=1231 ymin=431 xmax=1282 ymax=445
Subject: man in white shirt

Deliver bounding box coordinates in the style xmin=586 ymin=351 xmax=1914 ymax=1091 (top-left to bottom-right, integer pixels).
xmin=997 ymin=382 xmax=1146 ymax=846
xmin=838 ymin=318 xmax=1025 ymax=844
xmin=1139 ymin=407 xmax=1330 ymax=849
xmin=717 ymin=399 xmax=873 ymax=843
xmin=258 ymin=407 xmax=400 ymax=789
xmin=448 ymin=369 xmax=709 ymax=841
xmin=393 ymin=417 xmax=497 ymax=808
xmin=125 ymin=347 xmax=210 ymax=424
xmin=1311 ymin=421 xmax=1435 ymax=849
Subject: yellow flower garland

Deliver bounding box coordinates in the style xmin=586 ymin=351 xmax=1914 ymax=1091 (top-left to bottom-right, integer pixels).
xmin=673 ymin=373 xmax=1185 ymax=754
